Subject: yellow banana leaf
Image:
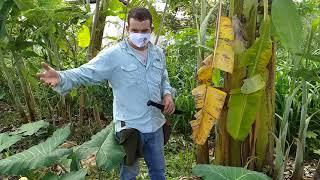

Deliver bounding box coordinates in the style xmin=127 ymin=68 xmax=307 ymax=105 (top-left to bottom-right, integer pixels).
xmin=196 ymin=17 xmax=235 ymax=83
xmin=212 ymin=16 xmax=234 ymax=73
xmin=190 ymin=84 xmax=227 ymax=145
xmin=197 ymin=54 xmax=213 ymax=83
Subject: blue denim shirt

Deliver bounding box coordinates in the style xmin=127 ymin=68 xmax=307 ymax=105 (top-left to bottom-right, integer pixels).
xmin=53 ymin=40 xmax=175 ymax=133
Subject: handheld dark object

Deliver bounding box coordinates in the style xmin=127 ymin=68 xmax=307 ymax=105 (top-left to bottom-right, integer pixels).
xmin=147 ymin=100 xmax=184 ymax=114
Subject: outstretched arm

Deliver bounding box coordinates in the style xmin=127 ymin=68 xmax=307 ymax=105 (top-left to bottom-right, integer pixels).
xmin=37 ymin=49 xmax=115 ymax=95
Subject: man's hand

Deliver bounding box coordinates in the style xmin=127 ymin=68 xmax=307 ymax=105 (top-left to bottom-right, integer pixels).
xmin=36 ymin=63 xmax=60 ymax=87
xmin=162 ymin=94 xmax=175 ymax=115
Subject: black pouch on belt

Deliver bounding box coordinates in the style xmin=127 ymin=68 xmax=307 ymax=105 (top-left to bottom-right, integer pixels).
xmin=119 ymin=128 xmax=143 ymax=166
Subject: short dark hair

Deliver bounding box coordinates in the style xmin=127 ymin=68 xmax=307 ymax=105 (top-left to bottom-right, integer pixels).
xmin=128 ymin=7 xmax=153 ymax=27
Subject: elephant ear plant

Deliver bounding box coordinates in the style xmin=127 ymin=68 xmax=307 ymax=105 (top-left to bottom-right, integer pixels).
xmin=0 ymin=122 xmax=72 ymax=176
xmin=0 ymin=121 xmax=124 ymax=179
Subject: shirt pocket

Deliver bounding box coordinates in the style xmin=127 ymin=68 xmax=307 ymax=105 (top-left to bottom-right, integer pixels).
xmin=150 ymin=59 xmax=164 ymax=84
xmin=120 ymin=63 xmax=139 ymax=84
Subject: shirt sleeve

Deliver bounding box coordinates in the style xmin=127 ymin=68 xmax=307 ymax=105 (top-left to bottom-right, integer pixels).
xmin=53 ymin=48 xmax=116 ymax=96
xmin=159 ymin=49 xmax=176 ymax=98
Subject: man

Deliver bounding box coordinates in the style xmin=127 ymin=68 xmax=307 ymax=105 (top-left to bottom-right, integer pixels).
xmin=37 ymin=7 xmax=175 ymax=180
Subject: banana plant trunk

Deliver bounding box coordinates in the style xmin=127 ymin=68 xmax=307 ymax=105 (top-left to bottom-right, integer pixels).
xmin=0 ymin=51 xmax=29 ymax=123
xmin=12 ymin=52 xmax=37 ymax=122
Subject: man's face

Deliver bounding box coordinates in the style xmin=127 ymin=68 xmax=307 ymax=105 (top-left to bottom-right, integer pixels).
xmin=127 ymin=18 xmax=152 ymax=34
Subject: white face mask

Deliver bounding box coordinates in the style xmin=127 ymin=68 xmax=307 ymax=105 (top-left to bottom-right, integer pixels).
xmin=129 ymin=32 xmax=151 ymax=48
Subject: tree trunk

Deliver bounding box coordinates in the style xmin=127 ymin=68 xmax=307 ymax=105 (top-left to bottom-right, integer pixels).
xmin=87 ymin=0 xmax=108 ymax=127
xmin=0 ymin=52 xmax=29 ymax=123
xmin=12 ymin=52 xmax=37 ymax=121
xmin=92 ymin=0 xmax=108 ymax=56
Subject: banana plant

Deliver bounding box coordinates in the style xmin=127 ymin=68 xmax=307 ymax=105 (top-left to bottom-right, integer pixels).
xmin=212 ymin=0 xmax=276 ymax=170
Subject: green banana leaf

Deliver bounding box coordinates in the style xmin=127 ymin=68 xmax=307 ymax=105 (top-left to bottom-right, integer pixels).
xmin=227 ymin=90 xmax=263 ymax=140
xmin=240 ymin=17 xmax=272 ymax=77
xmin=192 ymin=164 xmax=271 ymax=180
xmin=241 ymin=74 xmax=266 ymax=94
xmin=271 ymin=0 xmax=303 ymax=54
xmin=0 ymin=125 xmax=72 ymax=175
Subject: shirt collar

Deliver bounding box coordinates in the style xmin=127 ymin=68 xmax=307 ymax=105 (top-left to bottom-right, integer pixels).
xmin=119 ymin=39 xmax=160 ymax=66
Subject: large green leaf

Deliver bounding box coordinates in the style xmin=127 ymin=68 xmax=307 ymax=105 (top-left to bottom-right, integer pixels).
xmin=10 ymin=120 xmax=49 ymax=136
xmin=75 ymin=123 xmax=124 ymax=171
xmin=272 ymin=0 xmax=303 ymax=54
xmin=240 ymin=17 xmax=272 ymax=77
xmin=227 ymin=90 xmax=263 ymax=140
xmin=96 ymin=125 xmax=125 ymax=171
xmin=105 ymin=0 xmax=124 ymax=17
xmin=0 ymin=133 xmax=22 ymax=153
xmin=241 ymin=74 xmax=266 ymax=94
xmin=0 ymin=120 xmax=49 ymax=152
xmin=13 ymin=0 xmax=37 ymax=11
xmin=0 ymin=125 xmax=72 ymax=175
xmin=75 ymin=123 xmax=113 ymax=160
xmin=192 ymin=164 xmax=271 ymax=180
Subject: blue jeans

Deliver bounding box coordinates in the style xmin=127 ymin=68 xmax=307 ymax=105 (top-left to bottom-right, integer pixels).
xmin=116 ymin=127 xmax=166 ymax=180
